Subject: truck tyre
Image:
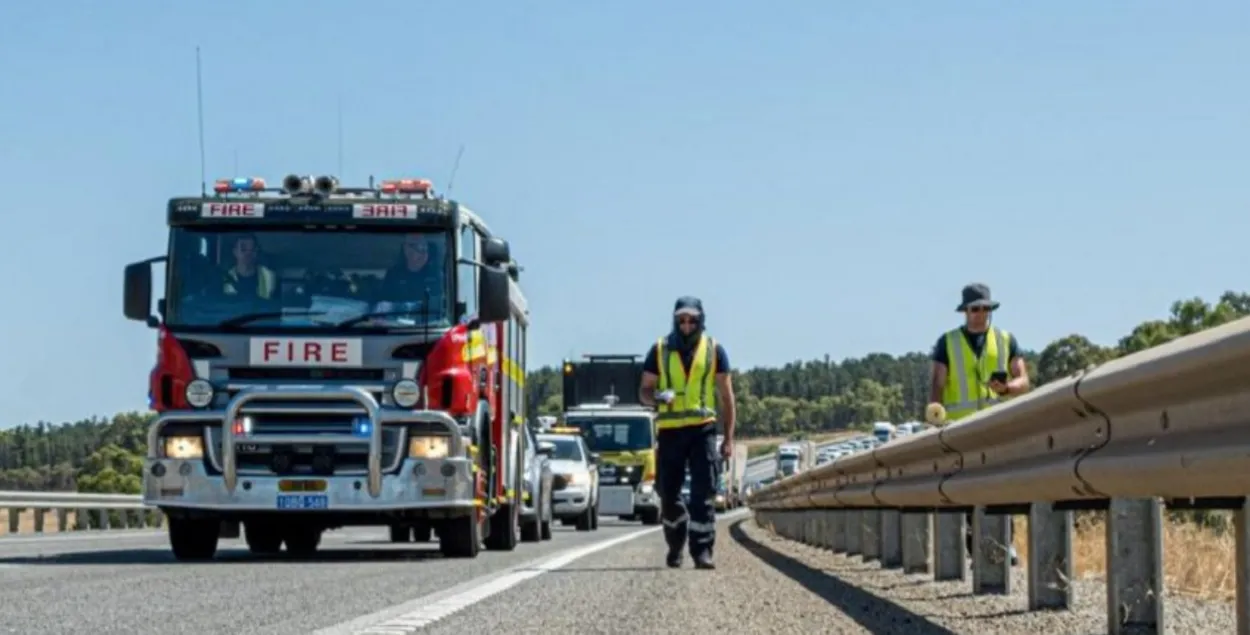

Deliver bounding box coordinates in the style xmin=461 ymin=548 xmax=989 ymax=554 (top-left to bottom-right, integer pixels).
xmin=169 ymin=518 xmax=219 ymax=561
xmin=439 ymin=514 xmax=481 ymax=558
xmin=389 ymin=525 xmax=410 ymax=543
xmin=284 ymin=527 xmax=322 ymax=556
xmin=640 ymin=508 xmax=661 ymax=526
xmin=413 ymin=525 xmax=431 ymax=542
xmin=590 ymin=504 xmax=599 ymax=530
xmin=245 ymin=522 xmax=283 ymax=555
xmin=575 ymin=506 xmax=593 ymax=531
xmin=485 ymin=503 xmax=518 ymax=551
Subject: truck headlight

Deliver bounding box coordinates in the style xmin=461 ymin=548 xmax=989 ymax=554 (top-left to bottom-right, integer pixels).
xmin=409 ymin=435 xmax=449 ymax=459
xmin=164 ymin=436 xmax=204 ymax=459
xmin=184 ymin=379 xmax=214 ymax=409
xmin=562 ymin=471 xmax=587 ymax=486
xmin=392 ymin=379 xmax=421 ymax=408
xmin=639 ymin=480 xmax=654 ymax=494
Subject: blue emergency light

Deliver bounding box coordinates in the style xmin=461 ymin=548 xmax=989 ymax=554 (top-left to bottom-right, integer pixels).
xmin=214 ymin=177 xmax=267 ymax=193
xmin=353 ymin=418 xmax=372 ymax=437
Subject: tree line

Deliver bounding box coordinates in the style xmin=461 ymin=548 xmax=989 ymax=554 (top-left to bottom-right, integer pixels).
xmin=2 ymin=291 xmax=1247 ymax=493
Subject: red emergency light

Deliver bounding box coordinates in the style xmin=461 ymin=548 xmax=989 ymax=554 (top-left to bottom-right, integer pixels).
xmin=380 ymin=178 xmax=433 ymax=195
xmin=213 ymin=177 xmax=266 ymax=193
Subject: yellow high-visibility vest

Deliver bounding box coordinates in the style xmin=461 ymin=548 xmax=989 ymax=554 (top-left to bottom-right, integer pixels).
xmin=656 ymin=334 xmax=717 ymax=430
xmin=224 ymin=266 xmax=277 ymax=299
xmin=941 ymin=327 xmax=1012 ymax=422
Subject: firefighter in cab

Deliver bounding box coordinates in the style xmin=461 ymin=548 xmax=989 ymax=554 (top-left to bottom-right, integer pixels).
xmin=639 ymin=296 xmax=737 ymax=570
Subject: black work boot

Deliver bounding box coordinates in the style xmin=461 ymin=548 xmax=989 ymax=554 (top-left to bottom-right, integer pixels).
xmin=693 ymin=552 xmax=715 ymax=570
xmin=666 ymin=549 xmax=683 ymax=568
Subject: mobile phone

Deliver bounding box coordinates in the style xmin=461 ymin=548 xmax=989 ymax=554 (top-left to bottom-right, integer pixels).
xmin=989 ymin=371 xmax=1009 ymax=384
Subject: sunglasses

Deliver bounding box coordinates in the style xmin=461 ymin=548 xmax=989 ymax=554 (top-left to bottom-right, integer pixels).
xmin=967 ymin=306 xmax=991 ymax=313
xmin=676 ymin=316 xmax=699 ymax=326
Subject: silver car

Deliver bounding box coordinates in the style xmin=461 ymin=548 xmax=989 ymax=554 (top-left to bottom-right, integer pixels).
xmin=520 ymin=424 xmax=555 ymax=542
xmin=538 ymin=433 xmax=600 ymax=531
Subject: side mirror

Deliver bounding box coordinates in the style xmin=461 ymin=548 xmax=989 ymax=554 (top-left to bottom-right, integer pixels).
xmin=124 ymin=259 xmax=162 ymax=327
xmin=536 ymin=441 xmax=555 ymax=456
xmin=589 ymin=452 xmax=601 ymax=465
xmin=477 ymin=266 xmax=510 ymax=323
xmin=481 ymin=236 xmax=510 ymax=266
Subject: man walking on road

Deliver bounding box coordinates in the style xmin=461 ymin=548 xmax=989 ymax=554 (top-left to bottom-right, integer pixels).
xmin=639 ymin=296 xmax=736 ymax=570
xmin=925 ymin=283 xmax=1030 ymax=565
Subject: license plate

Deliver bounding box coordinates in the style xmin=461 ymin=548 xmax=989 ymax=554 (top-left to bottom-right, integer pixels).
xmin=276 ymin=494 xmax=329 ymax=510
xmin=599 ymin=486 xmax=635 ymax=515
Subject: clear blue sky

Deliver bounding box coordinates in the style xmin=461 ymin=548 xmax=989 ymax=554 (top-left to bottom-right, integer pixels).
xmin=1 ymin=1 xmax=1246 ymax=427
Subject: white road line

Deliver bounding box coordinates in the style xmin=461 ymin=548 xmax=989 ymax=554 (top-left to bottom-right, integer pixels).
xmin=316 ymin=508 xmax=749 ymax=635
xmin=312 ymin=528 xmax=659 ymax=635
xmin=0 ymin=530 xmax=166 ymax=546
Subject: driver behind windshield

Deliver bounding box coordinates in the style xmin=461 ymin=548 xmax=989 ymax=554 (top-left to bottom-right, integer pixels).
xmin=379 ymin=233 xmax=443 ymax=302
xmin=222 ymin=234 xmax=279 ymax=301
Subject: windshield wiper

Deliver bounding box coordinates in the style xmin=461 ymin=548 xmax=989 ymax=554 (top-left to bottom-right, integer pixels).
xmin=218 ymin=310 xmax=328 ymax=328
xmin=332 ymin=310 xmax=426 ymax=329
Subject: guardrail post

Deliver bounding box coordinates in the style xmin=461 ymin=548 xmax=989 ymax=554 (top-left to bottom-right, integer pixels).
xmin=98 ymin=509 xmax=111 ymax=530
xmin=934 ymin=510 xmax=966 ymax=581
xmin=1028 ymin=502 xmax=1073 ymax=610
xmin=861 ymin=509 xmax=881 ymax=561
xmin=846 ymin=510 xmax=862 ymax=555
xmin=74 ymin=508 xmax=88 ymax=530
xmin=1106 ymin=497 xmax=1164 ymax=634
xmin=33 ymin=509 xmax=45 ymax=532
xmin=972 ymin=506 xmax=1011 ymax=594
xmin=1234 ymin=498 xmax=1250 ymax=635
xmin=57 ymin=509 xmax=68 ymax=532
xmin=901 ymin=511 xmax=932 ymax=574
xmin=831 ymin=511 xmax=848 ymax=552
xmin=880 ymin=509 xmax=902 ymax=568
xmin=6 ymin=508 xmax=18 ymax=533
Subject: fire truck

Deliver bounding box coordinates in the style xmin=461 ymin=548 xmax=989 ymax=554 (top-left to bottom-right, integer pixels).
xmin=123 ymin=174 xmax=529 ymax=561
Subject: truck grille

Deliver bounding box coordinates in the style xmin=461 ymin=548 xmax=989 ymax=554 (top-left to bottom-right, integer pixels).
xmin=207 ymin=419 xmax=405 ymax=476
xmin=598 ymin=464 xmax=645 ymax=486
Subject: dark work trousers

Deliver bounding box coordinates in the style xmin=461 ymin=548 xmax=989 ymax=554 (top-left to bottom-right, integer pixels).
xmin=656 ymin=423 xmax=718 ymax=558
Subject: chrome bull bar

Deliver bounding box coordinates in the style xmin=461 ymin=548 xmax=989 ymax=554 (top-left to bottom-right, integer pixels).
xmin=147 ymin=385 xmax=465 ymax=500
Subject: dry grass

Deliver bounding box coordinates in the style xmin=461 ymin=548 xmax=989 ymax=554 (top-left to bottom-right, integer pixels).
xmin=1011 ymin=514 xmax=1236 ymax=602
xmin=0 ymin=509 xmax=80 ymax=535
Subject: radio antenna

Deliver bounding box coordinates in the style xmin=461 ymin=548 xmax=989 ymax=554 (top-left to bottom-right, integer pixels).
xmin=336 ymin=95 xmax=344 ymax=177
xmin=445 ymin=144 xmax=465 ymax=194
xmin=195 ymin=46 xmax=207 ymax=196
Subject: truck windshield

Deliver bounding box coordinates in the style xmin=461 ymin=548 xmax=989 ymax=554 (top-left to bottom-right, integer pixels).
xmin=566 ymin=416 xmax=653 ymax=452
xmin=165 ymin=227 xmax=452 ymax=330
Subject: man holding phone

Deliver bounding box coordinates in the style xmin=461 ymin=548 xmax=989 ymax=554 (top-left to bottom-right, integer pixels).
xmin=926 ymin=283 xmax=1030 ymax=425
xmin=925 ymin=282 xmax=1030 ymax=565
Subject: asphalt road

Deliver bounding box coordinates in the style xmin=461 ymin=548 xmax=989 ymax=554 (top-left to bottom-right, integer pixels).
xmin=0 ymin=519 xmax=653 ymax=634
xmin=3 ymin=510 xmax=1238 ymax=633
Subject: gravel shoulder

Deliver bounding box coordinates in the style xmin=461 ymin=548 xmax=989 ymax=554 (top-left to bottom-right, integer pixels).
xmin=422 ymin=514 xmax=1237 ymax=634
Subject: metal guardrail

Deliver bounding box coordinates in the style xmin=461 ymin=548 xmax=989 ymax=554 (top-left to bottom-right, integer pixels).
xmin=748 ymin=315 xmax=1250 ymax=635
xmin=0 ymin=490 xmax=153 ymax=535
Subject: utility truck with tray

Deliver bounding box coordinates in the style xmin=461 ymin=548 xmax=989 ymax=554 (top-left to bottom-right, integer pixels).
xmin=559 ymin=354 xmax=661 ymax=525
xmin=124 ymin=174 xmax=530 ymax=561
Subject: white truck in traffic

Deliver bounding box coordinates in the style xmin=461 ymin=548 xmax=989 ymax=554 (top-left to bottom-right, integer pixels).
xmin=775 ymin=440 xmax=815 ymax=479
xmin=872 ymin=421 xmax=897 ymax=444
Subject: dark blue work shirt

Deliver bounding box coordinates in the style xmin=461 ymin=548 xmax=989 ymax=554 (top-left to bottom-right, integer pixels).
xmin=642 ymin=334 xmax=731 ymax=377
xmin=930 ymin=327 xmax=1023 ymax=366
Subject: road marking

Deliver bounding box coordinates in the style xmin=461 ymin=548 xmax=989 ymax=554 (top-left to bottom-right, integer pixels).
xmin=312 ymin=528 xmax=659 ymax=635
xmin=316 ymin=509 xmax=749 ymax=635
xmin=0 ymin=530 xmax=165 ymax=546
